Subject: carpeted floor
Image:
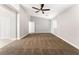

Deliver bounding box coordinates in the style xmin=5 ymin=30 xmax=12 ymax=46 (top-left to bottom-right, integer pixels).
xmin=0 ymin=33 xmax=79 ymax=55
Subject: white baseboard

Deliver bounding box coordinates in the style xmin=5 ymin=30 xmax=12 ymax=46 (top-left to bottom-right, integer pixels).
xmin=17 ymin=33 xmax=29 ymax=40
xmin=51 ymin=33 xmax=79 ymax=49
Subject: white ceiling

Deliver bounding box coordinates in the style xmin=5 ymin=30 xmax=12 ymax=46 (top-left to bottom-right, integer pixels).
xmin=22 ymin=4 xmax=72 ymax=19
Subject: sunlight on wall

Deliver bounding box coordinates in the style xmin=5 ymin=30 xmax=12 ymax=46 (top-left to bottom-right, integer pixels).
xmin=0 ymin=39 xmax=13 ymax=48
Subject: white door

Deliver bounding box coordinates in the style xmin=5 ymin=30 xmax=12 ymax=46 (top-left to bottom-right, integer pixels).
xmin=29 ymin=21 xmax=35 ymax=33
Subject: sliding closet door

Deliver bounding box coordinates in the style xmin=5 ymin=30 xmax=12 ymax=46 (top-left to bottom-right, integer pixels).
xmin=0 ymin=5 xmax=17 ymax=39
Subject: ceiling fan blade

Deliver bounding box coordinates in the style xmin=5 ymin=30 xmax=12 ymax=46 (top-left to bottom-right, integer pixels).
xmin=42 ymin=9 xmax=50 ymax=11
xmin=32 ymin=7 xmax=40 ymax=10
xmin=35 ymin=11 xmax=40 ymax=13
xmin=41 ymin=4 xmax=44 ymax=9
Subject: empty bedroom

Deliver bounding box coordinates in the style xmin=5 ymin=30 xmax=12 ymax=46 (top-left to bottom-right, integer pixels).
xmin=0 ymin=4 xmax=79 ymax=55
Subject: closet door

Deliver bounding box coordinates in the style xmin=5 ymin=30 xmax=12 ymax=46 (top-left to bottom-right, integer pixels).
xmin=0 ymin=6 xmax=17 ymax=39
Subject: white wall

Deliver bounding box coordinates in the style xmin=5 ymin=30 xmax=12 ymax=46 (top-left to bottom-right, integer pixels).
xmin=19 ymin=5 xmax=30 ymax=39
xmin=51 ymin=5 xmax=79 ymax=49
xmin=31 ymin=16 xmax=51 ymax=33
xmin=0 ymin=5 xmax=17 ymax=39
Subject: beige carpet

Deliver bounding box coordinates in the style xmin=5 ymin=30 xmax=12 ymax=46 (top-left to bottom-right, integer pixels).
xmin=0 ymin=33 xmax=79 ymax=55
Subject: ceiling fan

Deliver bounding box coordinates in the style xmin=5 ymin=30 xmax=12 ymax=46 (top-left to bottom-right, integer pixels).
xmin=32 ymin=4 xmax=50 ymax=14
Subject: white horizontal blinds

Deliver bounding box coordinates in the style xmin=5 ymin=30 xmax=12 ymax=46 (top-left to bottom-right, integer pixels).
xmin=0 ymin=5 xmax=16 ymax=39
